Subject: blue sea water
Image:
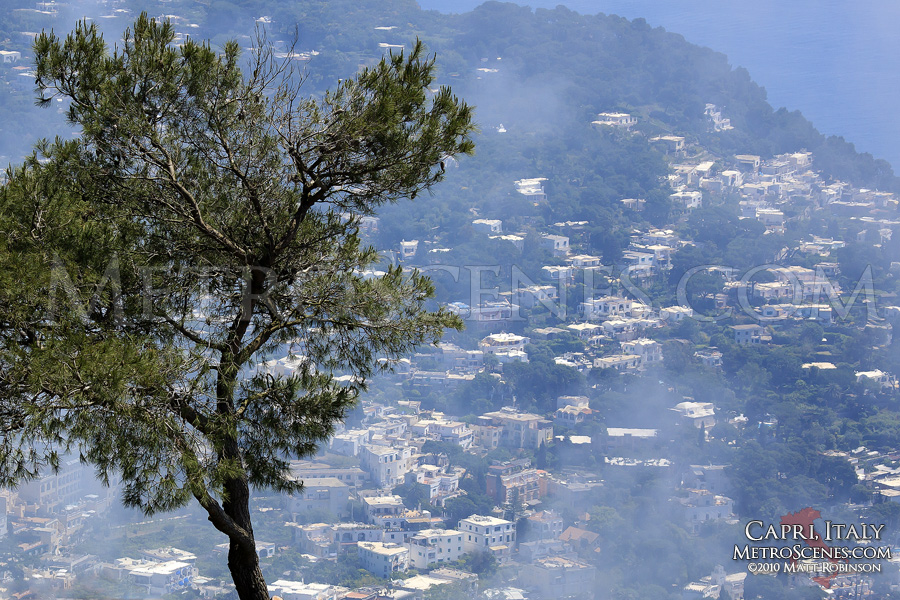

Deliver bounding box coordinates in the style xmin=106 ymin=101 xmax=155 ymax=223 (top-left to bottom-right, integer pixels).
xmin=421 ymin=0 xmax=900 ymax=171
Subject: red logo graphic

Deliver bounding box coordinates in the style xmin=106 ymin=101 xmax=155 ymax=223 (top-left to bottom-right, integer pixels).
xmin=780 ymin=507 xmax=844 ymax=588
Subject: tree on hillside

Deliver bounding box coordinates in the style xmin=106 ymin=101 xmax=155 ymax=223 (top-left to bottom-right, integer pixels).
xmin=0 ymin=15 xmax=473 ymax=600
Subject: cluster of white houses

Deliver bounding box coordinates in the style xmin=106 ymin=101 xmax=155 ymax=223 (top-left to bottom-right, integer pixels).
xmin=4 ymin=38 xmax=899 ymax=598
xmin=354 ymin=514 xmax=516 ymax=577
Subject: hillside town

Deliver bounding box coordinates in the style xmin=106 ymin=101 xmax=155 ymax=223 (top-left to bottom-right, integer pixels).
xmin=2 ymin=96 xmax=899 ymax=600
xmin=4 ymin=2 xmax=900 ymax=600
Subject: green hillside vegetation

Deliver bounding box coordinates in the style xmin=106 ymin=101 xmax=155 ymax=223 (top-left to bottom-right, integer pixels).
xmin=1 ymin=0 xmax=896 ymax=194
xmin=3 ymin=3 xmax=900 ymax=600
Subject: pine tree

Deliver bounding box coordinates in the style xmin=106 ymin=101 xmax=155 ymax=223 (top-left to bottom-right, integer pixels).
xmin=0 ymin=15 xmax=474 ymax=599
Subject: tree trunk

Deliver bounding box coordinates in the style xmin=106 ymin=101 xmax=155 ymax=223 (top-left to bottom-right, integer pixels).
xmin=228 ymin=541 xmax=269 ymax=600
xmin=224 ymin=476 xmax=270 ymax=600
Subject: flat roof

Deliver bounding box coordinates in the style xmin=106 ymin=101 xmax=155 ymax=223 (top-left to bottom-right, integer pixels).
xmin=606 ymin=428 xmax=657 ymax=437
xmin=459 ymin=515 xmax=511 ymax=526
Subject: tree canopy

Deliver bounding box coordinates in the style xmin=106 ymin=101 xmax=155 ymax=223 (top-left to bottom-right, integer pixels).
xmin=0 ymin=14 xmax=473 ymax=599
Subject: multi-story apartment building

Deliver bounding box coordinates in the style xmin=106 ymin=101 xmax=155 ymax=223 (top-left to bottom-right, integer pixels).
xmin=362 ymin=495 xmax=406 ymax=528
xmin=407 ymin=529 xmax=465 ymax=570
xmin=359 ymin=444 xmax=413 ymax=488
xmin=485 ymin=459 xmax=546 ymax=505
xmin=358 ymin=542 xmax=410 ymax=578
xmin=290 ymin=460 xmax=368 ymax=487
xmin=105 ymin=558 xmax=194 ymax=597
xmin=579 ymin=295 xmax=634 ymax=320
xmin=16 ymin=456 xmax=93 ymax=508
xmin=522 ymin=556 xmax=596 ymax=599
xmin=406 ymin=465 xmax=466 ymax=507
xmin=477 ymin=408 xmax=553 ymax=450
xmin=411 ymin=418 xmax=474 ymax=450
xmin=525 ymin=510 xmax=565 ymax=541
xmin=285 ymin=477 xmax=350 ymax=519
xmin=458 ymin=515 xmax=516 ymax=559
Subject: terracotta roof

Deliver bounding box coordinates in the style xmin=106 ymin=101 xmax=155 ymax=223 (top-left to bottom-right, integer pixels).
xmin=559 ymin=526 xmax=599 ymax=544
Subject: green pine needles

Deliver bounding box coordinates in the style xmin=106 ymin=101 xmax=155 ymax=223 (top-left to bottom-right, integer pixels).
xmin=0 ymin=14 xmax=473 ymax=599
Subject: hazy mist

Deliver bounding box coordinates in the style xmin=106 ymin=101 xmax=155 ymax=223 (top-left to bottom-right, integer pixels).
xmin=421 ymin=0 xmax=900 ymax=170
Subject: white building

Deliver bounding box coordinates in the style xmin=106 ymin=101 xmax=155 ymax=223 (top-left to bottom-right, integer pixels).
xmin=358 ymin=215 xmax=379 ymax=234
xmin=522 ymin=556 xmax=596 ymax=599
xmin=437 ymin=342 xmax=484 ymax=371
xmin=592 ymin=112 xmax=637 ymax=129
xmin=671 ymin=401 xmax=716 ymax=429
xmin=411 ymin=418 xmax=474 ymax=451
xmin=769 ymin=265 xmax=838 ymax=299
xmin=406 ymin=464 xmax=466 ymax=506
xmin=115 ymin=559 xmax=194 ymax=596
xmin=267 ymin=580 xmax=339 ymax=600
xmin=358 ymin=541 xmax=410 ymax=578
xmin=621 ymin=198 xmax=646 ymax=211
xmin=447 ymin=300 xmax=520 ymax=327
xmin=580 ymin=296 xmax=634 ymax=319
xmin=670 ymin=190 xmax=703 ymax=210
xmin=541 ymin=265 xmax=575 ymax=283
xmin=638 ymin=229 xmax=679 ymax=247
xmin=0 ymin=50 xmax=22 ymax=63
xmin=594 ymin=354 xmax=641 ymax=371
xmin=362 ymin=495 xmax=406 ymax=527
xmin=479 ymin=333 xmax=529 ymax=354
xmin=516 ymin=284 xmax=558 ymax=309
xmin=720 ymin=170 xmax=743 ymax=187
xmin=678 ymin=489 xmax=734 ymax=531
xmin=261 ymin=355 xmax=310 ymax=378
xmin=477 ymin=408 xmax=553 ymax=450
xmin=540 ymin=234 xmax=570 ymax=257
xmin=704 ymin=104 xmax=733 ymax=131
xmin=636 ymin=244 xmax=673 ymax=269
xmin=515 ymin=178 xmax=547 ymax=202
xmin=557 ymin=395 xmax=589 ymax=410
xmin=490 ymin=234 xmax=525 ymax=251
xmin=622 ymin=250 xmax=655 ymax=270
xmin=400 ymin=239 xmax=419 ymax=260
xmin=601 ymin=316 xmax=661 ymax=341
xmin=16 ymin=456 xmax=93 ymax=507
xmin=731 ymin=324 xmax=765 ymax=345
xmin=555 ymin=405 xmax=592 ymax=427
xmin=621 ymin=338 xmax=662 ymax=366
xmin=567 ymin=322 xmax=604 ymax=344
xmin=756 ymin=207 xmax=785 ymax=228
xmin=479 ymin=333 xmax=530 ymax=363
xmin=694 ymin=349 xmax=723 ymax=367
xmin=567 ymin=254 xmax=603 ymax=269
xmin=605 ymin=428 xmax=658 ymax=451
xmin=651 ymin=135 xmax=685 ymax=153
xmin=359 ymin=444 xmax=413 ymax=488
xmin=407 ymin=529 xmax=465 ymax=569
xmin=285 ymin=477 xmax=350 ymax=519
xmin=472 ymin=219 xmax=503 ymax=234
xmin=856 ymin=370 xmax=897 ymax=389
xmin=660 ymin=306 xmax=694 ymax=322
xmin=329 ymin=429 xmax=369 ymax=457
xmin=734 ymin=154 xmax=761 ymax=171
xmin=459 ymin=515 xmax=516 ymax=558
